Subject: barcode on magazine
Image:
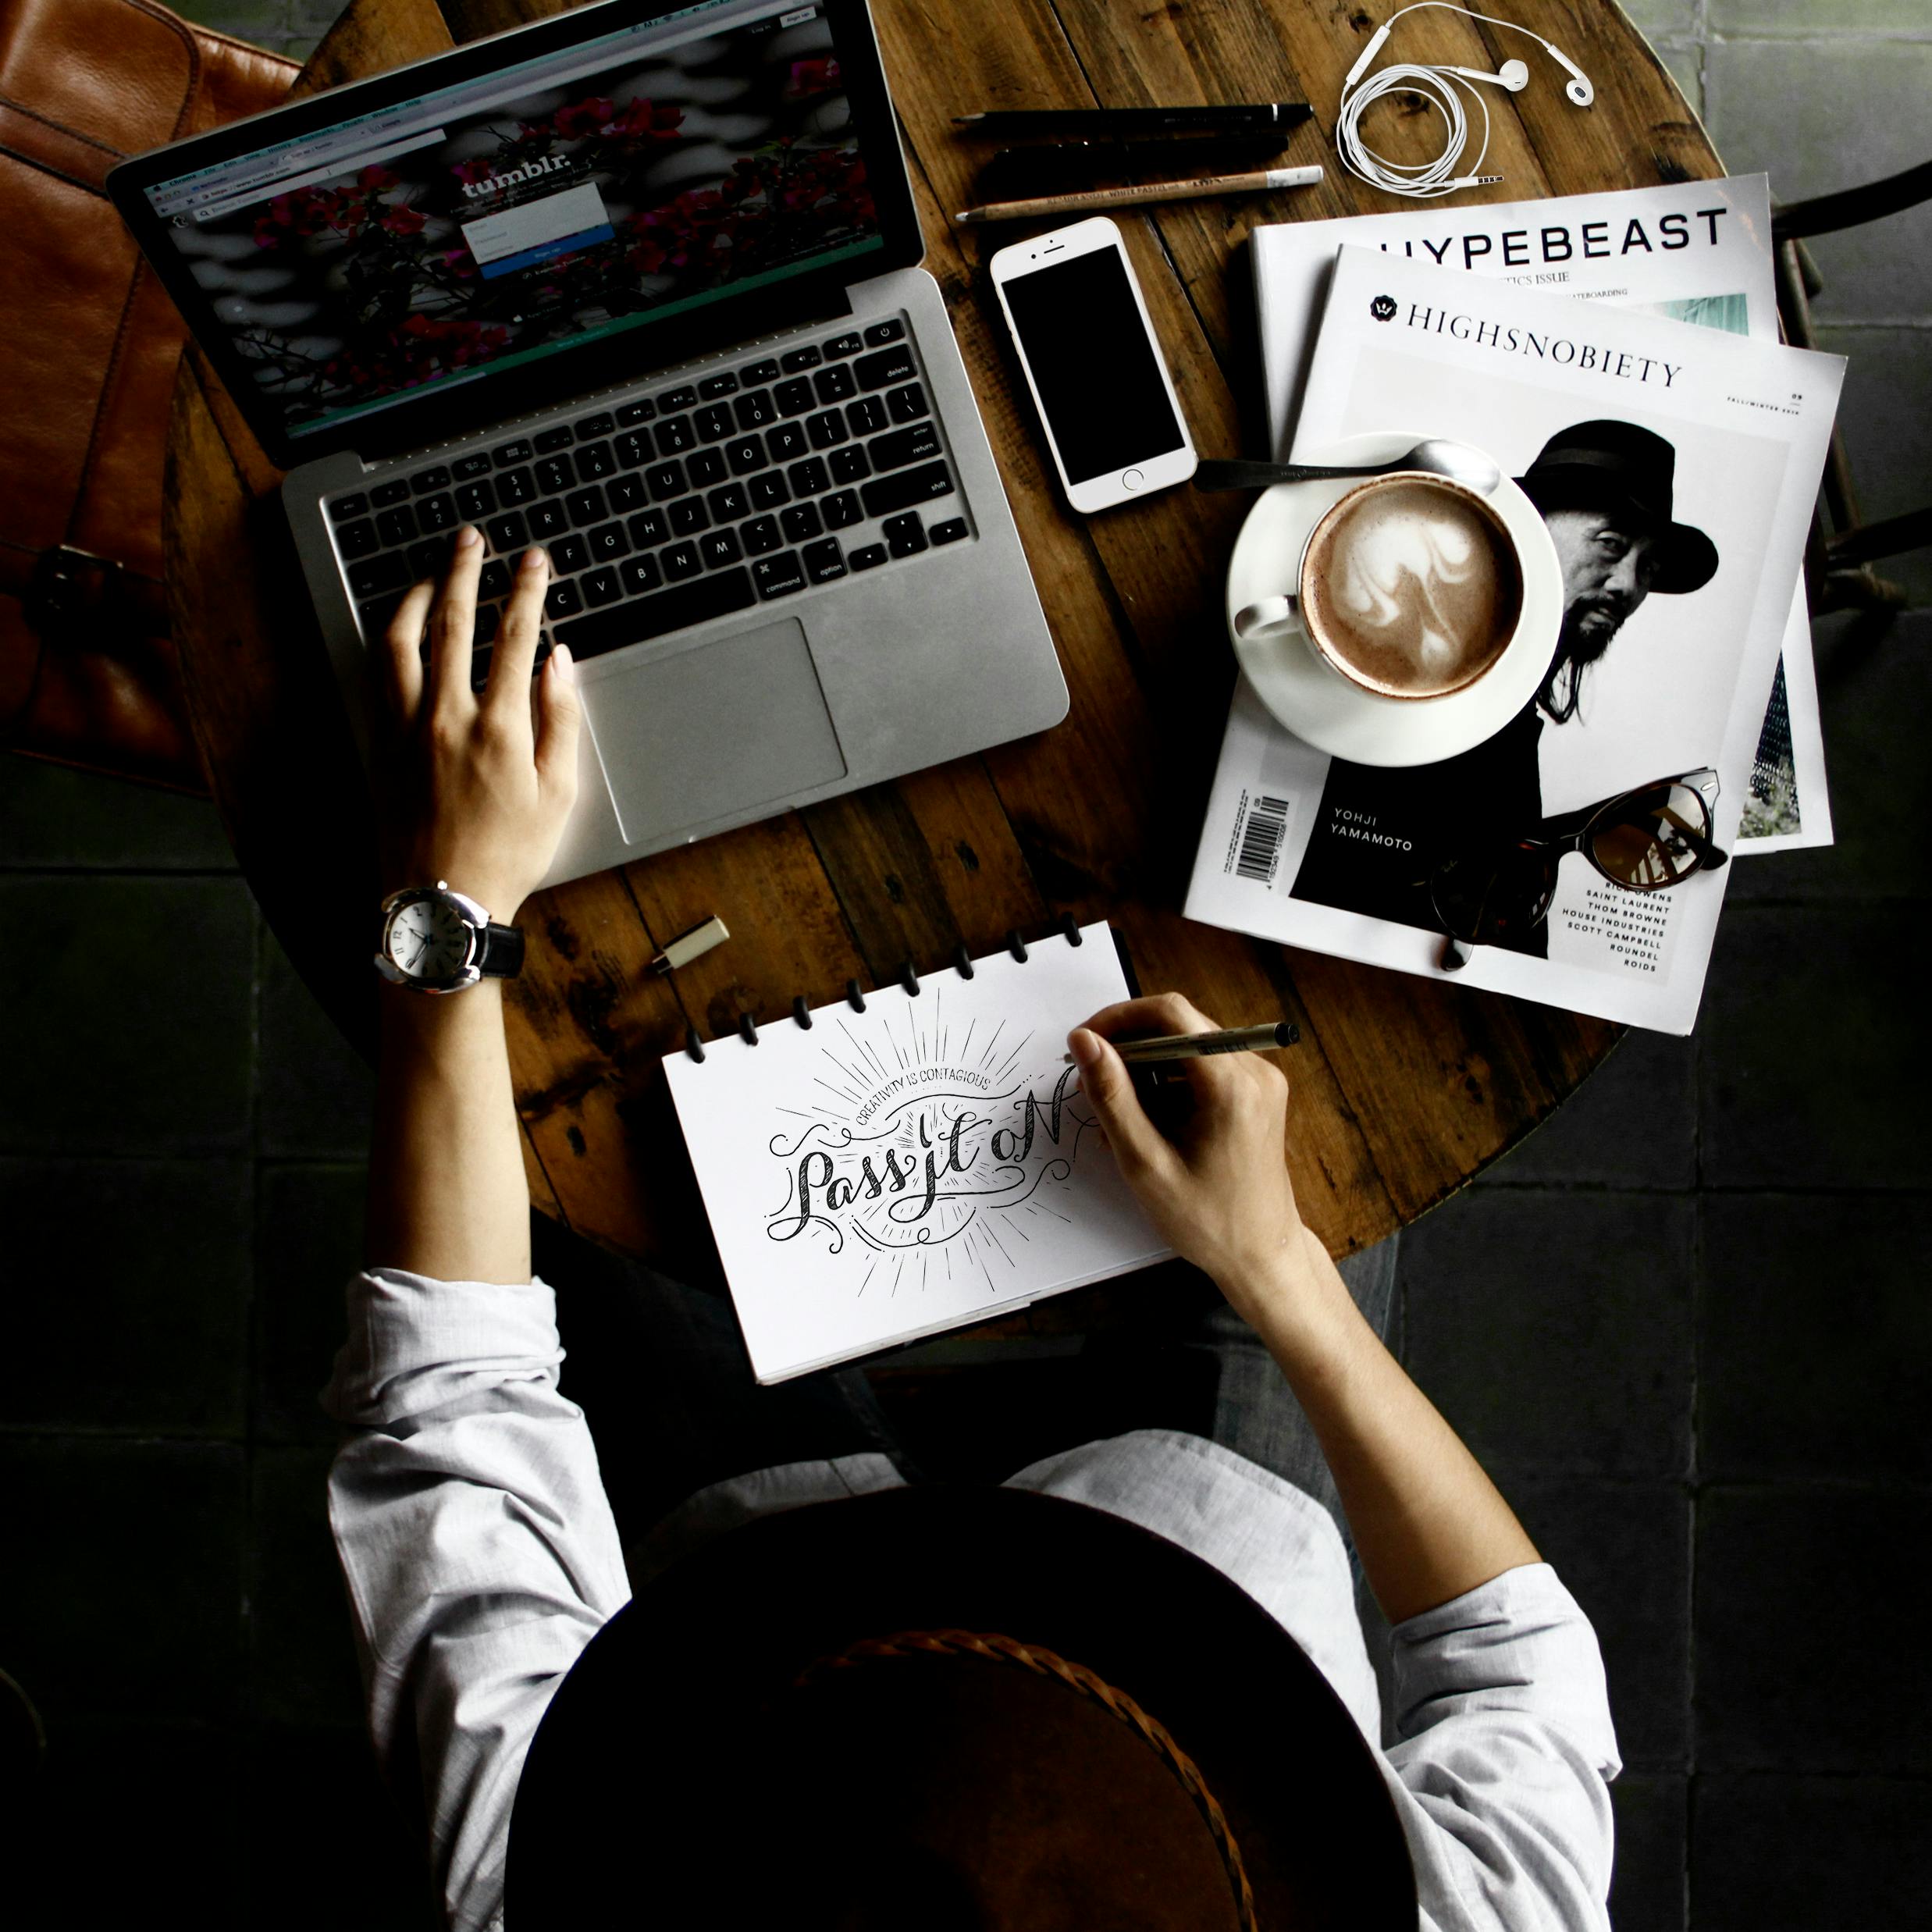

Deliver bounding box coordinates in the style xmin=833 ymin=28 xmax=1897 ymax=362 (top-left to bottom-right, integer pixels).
xmin=1234 ymin=793 xmax=1291 ymax=884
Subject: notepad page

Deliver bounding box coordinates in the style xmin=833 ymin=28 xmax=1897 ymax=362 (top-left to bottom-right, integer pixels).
xmin=664 ymin=923 xmax=1172 ymax=1382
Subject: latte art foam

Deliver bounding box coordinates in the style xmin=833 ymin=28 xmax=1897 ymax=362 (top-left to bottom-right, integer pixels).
xmin=1302 ymin=477 xmax=1521 ymax=699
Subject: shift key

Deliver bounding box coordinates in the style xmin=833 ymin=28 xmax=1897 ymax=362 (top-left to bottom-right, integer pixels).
xmin=859 ymin=461 xmax=954 ymax=520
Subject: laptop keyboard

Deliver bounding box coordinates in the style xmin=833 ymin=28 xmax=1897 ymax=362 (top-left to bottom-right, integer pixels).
xmin=323 ymin=316 xmax=971 ymax=688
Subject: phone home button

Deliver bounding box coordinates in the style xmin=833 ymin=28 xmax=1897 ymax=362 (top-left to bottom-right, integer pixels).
xmin=1121 ymin=468 xmax=1145 ymax=492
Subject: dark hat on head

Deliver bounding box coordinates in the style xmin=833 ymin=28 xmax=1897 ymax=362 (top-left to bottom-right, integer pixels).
xmin=1516 ymin=419 xmax=1719 ymax=595
xmin=507 ymin=1485 xmax=1417 ymax=1931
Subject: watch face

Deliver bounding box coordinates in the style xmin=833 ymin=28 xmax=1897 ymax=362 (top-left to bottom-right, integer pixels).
xmin=389 ymin=895 xmax=472 ymax=982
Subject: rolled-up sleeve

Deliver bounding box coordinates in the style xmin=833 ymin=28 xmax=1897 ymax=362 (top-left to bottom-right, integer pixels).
xmin=322 ymin=1268 xmax=630 ymax=1932
xmin=1383 ymin=1563 xmax=1621 ymax=1932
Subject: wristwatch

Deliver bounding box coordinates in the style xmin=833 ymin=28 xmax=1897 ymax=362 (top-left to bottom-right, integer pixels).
xmin=375 ymin=881 xmax=525 ymax=994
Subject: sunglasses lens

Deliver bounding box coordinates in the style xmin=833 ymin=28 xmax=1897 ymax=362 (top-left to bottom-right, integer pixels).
xmin=1590 ymin=783 xmax=1710 ymax=888
xmin=1431 ymin=845 xmax=1557 ymax=945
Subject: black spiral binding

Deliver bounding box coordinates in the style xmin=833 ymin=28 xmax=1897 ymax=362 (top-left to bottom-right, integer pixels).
xmin=683 ymin=917 xmax=1090 ymax=1059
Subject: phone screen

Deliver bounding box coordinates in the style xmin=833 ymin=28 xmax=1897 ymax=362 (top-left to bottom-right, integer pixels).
xmin=1002 ymin=247 xmax=1187 ymax=485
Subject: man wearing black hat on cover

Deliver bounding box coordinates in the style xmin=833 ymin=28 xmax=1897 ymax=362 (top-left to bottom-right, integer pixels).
xmin=329 ymin=530 xmax=1621 ymax=1930
xmin=1288 ymin=418 xmax=1720 ymax=955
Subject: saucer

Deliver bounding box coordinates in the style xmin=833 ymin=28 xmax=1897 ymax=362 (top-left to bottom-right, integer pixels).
xmin=1225 ymin=431 xmax=1562 ymax=767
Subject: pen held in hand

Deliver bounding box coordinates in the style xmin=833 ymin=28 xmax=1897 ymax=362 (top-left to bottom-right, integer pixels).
xmin=1065 ymin=1021 xmax=1300 ymax=1065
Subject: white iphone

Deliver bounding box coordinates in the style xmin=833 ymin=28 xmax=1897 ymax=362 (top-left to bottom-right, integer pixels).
xmin=989 ymin=216 xmax=1197 ymax=514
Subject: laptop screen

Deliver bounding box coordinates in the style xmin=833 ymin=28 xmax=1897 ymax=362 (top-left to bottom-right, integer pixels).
xmin=140 ymin=0 xmax=885 ymax=445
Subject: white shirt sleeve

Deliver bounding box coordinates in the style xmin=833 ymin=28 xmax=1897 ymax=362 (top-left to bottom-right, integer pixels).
xmin=1382 ymin=1563 xmax=1622 ymax=1932
xmin=322 ymin=1268 xmax=631 ymax=1932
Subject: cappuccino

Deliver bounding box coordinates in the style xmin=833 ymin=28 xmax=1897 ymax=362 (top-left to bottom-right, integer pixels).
xmin=1300 ymin=475 xmax=1521 ymax=699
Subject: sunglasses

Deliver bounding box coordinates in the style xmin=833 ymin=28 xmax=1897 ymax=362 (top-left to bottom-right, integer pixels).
xmin=1430 ymin=768 xmax=1728 ymax=970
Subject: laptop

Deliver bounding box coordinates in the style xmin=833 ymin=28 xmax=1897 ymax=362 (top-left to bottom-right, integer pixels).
xmin=109 ymin=0 xmax=1066 ymax=889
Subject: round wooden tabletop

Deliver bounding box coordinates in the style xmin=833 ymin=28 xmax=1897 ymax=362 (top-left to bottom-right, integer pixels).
xmin=165 ymin=0 xmax=1711 ymax=1287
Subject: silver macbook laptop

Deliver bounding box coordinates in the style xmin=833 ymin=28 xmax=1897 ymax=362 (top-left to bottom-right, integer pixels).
xmin=109 ymin=0 xmax=1065 ymax=889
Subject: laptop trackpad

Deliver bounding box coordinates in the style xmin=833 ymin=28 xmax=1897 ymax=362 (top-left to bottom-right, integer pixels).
xmin=586 ymin=617 xmax=846 ymax=845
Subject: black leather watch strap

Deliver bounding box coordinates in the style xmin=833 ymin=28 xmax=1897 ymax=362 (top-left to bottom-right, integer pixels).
xmin=475 ymin=920 xmax=525 ymax=979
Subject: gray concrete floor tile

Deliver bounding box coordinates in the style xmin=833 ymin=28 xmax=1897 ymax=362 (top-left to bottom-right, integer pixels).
xmin=1609 ymin=1773 xmax=1688 ymax=1932
xmin=0 ymin=875 xmax=255 ymax=1157
xmin=188 ymin=0 xmax=293 ymax=44
xmin=1696 ymin=1486 xmax=1931 ymax=1772
xmin=1697 ymin=902 xmax=1931 ymax=1189
xmin=258 ymin=923 xmax=374 ymax=1159
xmin=1706 ymin=37 xmax=1932 ymax=324
xmin=1483 ymin=1030 xmax=1695 ymax=1188
xmin=0 ymin=758 xmax=236 ymax=870
xmin=1621 ymin=0 xmax=1700 ymax=37
xmin=1691 ymin=1774 xmax=1932 ymax=1929
xmin=254 ymin=1162 xmax=364 ymax=1443
xmin=247 ymin=1444 xmax=365 ymax=1728
xmin=1711 ymin=0 xmax=1932 ymax=30
xmin=1700 ymin=1192 xmax=1932 ymax=1482
xmin=0 ymin=1158 xmax=250 ymax=1436
xmin=1400 ymin=1190 xmax=1695 ymax=1478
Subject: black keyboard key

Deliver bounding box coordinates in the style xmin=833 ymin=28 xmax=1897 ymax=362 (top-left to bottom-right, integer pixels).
xmin=493 ymin=439 xmax=533 ymax=468
xmin=486 ymin=512 xmax=529 ymax=554
xmin=608 ymin=474 xmax=647 ymax=513
xmin=628 ymin=508 xmax=668 ymax=549
xmin=806 ymin=408 xmax=848 ymax=450
xmin=469 ymin=645 xmax=493 ymax=687
xmin=371 ymin=479 xmax=411 ymax=507
xmin=417 ymin=493 xmax=457 ymax=534
xmin=774 ymin=378 xmax=815 ymax=417
xmin=803 ymin=538 xmax=847 ymax=584
xmin=646 ymin=461 xmax=688 ymax=500
xmin=828 ymin=445 xmax=871 ymax=485
xmin=706 ymin=482 xmax=749 ymax=523
xmin=535 ymin=457 xmax=574 ymax=495
xmin=588 ymin=521 xmax=630 ymax=563
xmin=453 ymin=453 xmax=493 ymax=482
xmin=411 ymin=465 xmax=451 ymax=494
xmin=738 ymin=358 xmax=781 ymax=385
xmin=930 ymin=518 xmax=970 ymax=546
xmin=726 ymin=436 xmax=768 ymax=476
xmin=407 ymin=539 xmax=447 ymax=580
xmin=700 ymin=528 xmax=743 ymax=569
xmin=575 ymin=443 xmax=616 ymax=482
xmin=870 ymin=422 xmax=941 ymax=471
xmin=860 ymin=461 xmax=954 ymax=519
xmin=535 ymin=426 xmax=575 ymax=454
xmin=359 ymin=590 xmax=407 ymax=635
xmin=566 ymin=486 xmax=608 ymax=528
xmin=557 ymin=566 xmax=756 ymax=661
xmin=824 ymin=331 xmax=863 ymax=359
xmin=553 ymin=534 xmax=590 ymax=575
xmin=615 ymin=431 xmax=652 ymax=469
xmin=767 ymin=422 xmax=809 ymax=463
xmin=749 ymin=471 xmax=790 ymax=511
xmin=698 ymin=372 xmax=738 ymax=400
xmin=888 ymin=382 xmax=930 ymax=425
xmin=329 ymin=493 xmax=369 ymax=524
xmin=575 ymin=411 xmax=614 ymax=439
xmin=348 ymin=553 xmax=411 ymax=599
xmin=813 ymin=365 xmax=857 ymax=404
xmin=655 ymin=415 xmax=696 ymax=454
xmin=546 ymin=578 xmax=584 ymax=621
xmin=528 ymin=500 xmax=569 ymax=542
xmin=375 ymin=505 xmax=418 ymax=546
xmin=658 ymin=385 xmax=697 ymax=413
xmin=781 ymin=503 xmax=823 ymax=544
xmin=688 ymin=448 xmax=728 ymax=488
xmin=455 ymin=479 xmax=496 ymax=520
xmin=621 ymin=553 xmax=663 ymax=596
xmin=788 ymin=457 xmax=830 ymax=497
xmin=863 ymin=318 xmax=906 ymax=347
xmin=856 ymin=345 xmax=916 ymax=390
xmin=479 ymin=559 xmax=513 ymax=600
xmin=754 ymin=550 xmax=807 ymax=598
xmin=663 ymin=541 xmax=702 ymax=583
xmin=496 ymin=467 xmax=535 ymax=507
xmin=668 ymin=498 xmax=710 ymax=537
xmin=583 ymin=565 xmax=622 ymax=608
xmin=336 ymin=518 xmax=379 ymax=560
xmin=847 ymin=397 xmax=888 ymax=437
xmin=616 ymin=399 xmax=655 ymax=428
xmin=848 ymin=543 xmax=888 ymax=571
xmin=823 ymin=489 xmax=863 ymax=530
xmin=884 ymin=511 xmax=928 ymax=558
xmin=779 ymin=345 xmax=822 ymax=373
xmin=695 ymin=404 xmax=734 ymax=443
xmin=742 ymin=514 xmax=783 ymax=557
xmin=474 ymin=602 xmax=502 ymax=645
xmin=733 ymin=391 xmax=775 ymax=431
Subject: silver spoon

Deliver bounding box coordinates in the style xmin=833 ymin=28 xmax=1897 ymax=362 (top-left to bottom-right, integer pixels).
xmin=1194 ymin=439 xmax=1503 ymax=495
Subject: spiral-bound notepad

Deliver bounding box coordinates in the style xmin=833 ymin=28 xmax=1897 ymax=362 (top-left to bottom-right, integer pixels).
xmin=664 ymin=923 xmax=1172 ymax=1383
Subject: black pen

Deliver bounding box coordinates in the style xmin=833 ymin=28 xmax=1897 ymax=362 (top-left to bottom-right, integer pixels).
xmin=1063 ymin=1021 xmax=1300 ymax=1065
xmin=977 ymin=133 xmax=1293 ymax=197
xmin=955 ymin=104 xmax=1312 ymax=138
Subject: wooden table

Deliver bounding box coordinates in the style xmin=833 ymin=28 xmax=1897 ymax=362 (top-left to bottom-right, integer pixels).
xmin=165 ymin=0 xmax=1711 ymax=1294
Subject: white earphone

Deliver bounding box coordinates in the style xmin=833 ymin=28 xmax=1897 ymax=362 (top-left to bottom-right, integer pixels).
xmin=1336 ymin=4 xmax=1594 ymax=200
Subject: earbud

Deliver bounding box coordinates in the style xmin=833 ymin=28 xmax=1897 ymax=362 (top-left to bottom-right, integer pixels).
xmin=1446 ymin=59 xmax=1530 ymax=90
xmin=1539 ymin=40 xmax=1594 ymax=105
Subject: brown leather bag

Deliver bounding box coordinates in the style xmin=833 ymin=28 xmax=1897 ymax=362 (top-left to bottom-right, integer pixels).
xmin=0 ymin=0 xmax=298 ymax=795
